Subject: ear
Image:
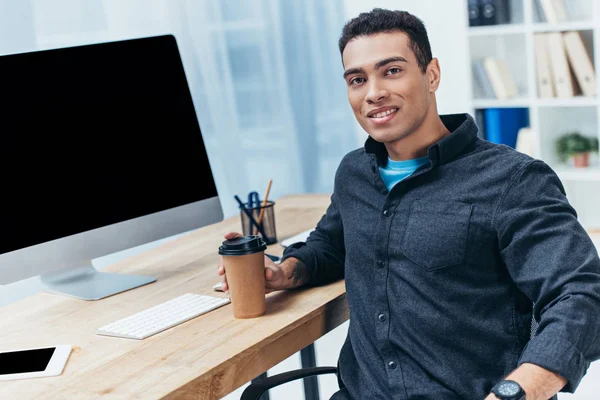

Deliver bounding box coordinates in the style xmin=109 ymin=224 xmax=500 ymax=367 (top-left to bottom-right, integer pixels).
xmin=426 ymin=58 xmax=441 ymax=93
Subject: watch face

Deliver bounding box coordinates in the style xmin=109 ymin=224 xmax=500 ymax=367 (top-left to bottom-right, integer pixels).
xmin=498 ymin=381 xmax=520 ymax=396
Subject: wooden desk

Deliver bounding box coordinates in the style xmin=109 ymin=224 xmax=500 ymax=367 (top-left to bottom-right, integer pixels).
xmin=0 ymin=194 xmax=348 ymax=399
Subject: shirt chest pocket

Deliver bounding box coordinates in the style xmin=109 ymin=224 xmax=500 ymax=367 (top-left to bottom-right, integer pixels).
xmin=400 ymin=200 xmax=473 ymax=272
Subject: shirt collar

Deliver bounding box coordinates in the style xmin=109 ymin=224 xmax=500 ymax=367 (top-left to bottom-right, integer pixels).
xmin=364 ymin=113 xmax=479 ymax=167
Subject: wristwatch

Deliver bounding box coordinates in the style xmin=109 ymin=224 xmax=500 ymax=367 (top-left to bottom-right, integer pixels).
xmin=491 ymin=380 xmax=526 ymax=400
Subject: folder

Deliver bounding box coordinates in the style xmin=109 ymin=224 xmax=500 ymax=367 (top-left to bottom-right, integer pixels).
xmin=479 ymin=0 xmax=498 ymax=25
xmin=468 ymin=0 xmax=482 ymax=27
xmin=473 ymin=59 xmax=496 ymax=98
xmin=515 ymin=127 xmax=534 ymax=157
xmin=544 ymin=32 xmax=574 ymax=98
xmin=551 ymin=0 xmax=569 ymax=22
xmin=484 ymin=108 xmax=530 ymax=148
xmin=534 ymin=34 xmax=555 ymax=98
xmin=539 ymin=0 xmax=568 ymax=23
xmin=562 ymin=31 xmax=596 ymax=97
xmin=483 ymin=57 xmax=519 ymax=99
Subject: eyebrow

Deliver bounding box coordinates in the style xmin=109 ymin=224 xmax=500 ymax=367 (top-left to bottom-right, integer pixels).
xmin=343 ymin=56 xmax=408 ymax=80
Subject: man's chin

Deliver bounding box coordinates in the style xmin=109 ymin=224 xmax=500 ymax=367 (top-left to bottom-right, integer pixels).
xmin=367 ymin=129 xmax=404 ymax=144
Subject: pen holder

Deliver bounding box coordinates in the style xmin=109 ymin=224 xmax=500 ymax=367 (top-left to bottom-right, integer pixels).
xmin=240 ymin=201 xmax=277 ymax=245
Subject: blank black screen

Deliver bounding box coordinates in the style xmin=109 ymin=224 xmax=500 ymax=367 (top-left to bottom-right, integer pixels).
xmin=0 ymin=347 xmax=55 ymax=375
xmin=0 ymin=35 xmax=218 ymax=255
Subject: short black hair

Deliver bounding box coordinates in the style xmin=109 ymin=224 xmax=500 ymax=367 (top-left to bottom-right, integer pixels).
xmin=338 ymin=8 xmax=432 ymax=73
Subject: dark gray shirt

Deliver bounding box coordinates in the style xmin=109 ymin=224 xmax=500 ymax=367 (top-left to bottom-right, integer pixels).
xmin=282 ymin=113 xmax=600 ymax=399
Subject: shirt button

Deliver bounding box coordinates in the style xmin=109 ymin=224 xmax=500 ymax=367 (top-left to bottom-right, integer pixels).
xmin=388 ymin=361 xmax=397 ymax=370
xmin=378 ymin=313 xmax=386 ymax=322
xmin=383 ymin=209 xmax=390 ymax=217
xmin=376 ymin=260 xmax=385 ymax=268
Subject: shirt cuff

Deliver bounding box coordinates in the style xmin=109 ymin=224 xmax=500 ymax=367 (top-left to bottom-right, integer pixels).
xmin=518 ymin=334 xmax=589 ymax=393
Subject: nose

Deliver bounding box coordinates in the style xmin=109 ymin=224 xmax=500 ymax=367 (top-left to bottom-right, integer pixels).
xmin=365 ymin=80 xmax=389 ymax=104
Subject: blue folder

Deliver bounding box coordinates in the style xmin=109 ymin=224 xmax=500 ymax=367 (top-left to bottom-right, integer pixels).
xmin=483 ymin=107 xmax=529 ymax=149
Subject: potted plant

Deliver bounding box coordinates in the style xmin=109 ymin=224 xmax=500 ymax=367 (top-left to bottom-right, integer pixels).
xmin=555 ymin=132 xmax=599 ymax=168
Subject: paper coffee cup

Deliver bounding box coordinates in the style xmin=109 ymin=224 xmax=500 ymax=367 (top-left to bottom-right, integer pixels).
xmin=218 ymin=235 xmax=268 ymax=319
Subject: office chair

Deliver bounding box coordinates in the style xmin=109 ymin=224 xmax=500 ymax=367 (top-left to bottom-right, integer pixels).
xmin=241 ymin=366 xmax=341 ymax=400
xmin=243 ymin=343 xmax=342 ymax=400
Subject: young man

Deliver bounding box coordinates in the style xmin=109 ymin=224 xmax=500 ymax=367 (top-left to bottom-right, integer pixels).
xmin=218 ymin=8 xmax=600 ymax=400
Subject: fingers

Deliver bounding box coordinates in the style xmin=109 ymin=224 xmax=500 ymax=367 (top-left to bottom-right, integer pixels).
xmin=224 ymin=232 xmax=243 ymax=240
xmin=265 ymin=266 xmax=273 ymax=281
xmin=217 ymin=262 xmax=228 ymax=292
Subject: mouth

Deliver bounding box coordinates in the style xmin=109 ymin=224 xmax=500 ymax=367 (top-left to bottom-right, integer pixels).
xmin=367 ymin=107 xmax=399 ymax=125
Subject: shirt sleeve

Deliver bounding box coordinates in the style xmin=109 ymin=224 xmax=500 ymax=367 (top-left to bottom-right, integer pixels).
xmin=493 ymin=159 xmax=600 ymax=393
xmin=281 ymin=183 xmax=345 ymax=287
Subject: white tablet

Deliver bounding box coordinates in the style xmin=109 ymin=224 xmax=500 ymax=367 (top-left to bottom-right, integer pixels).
xmin=0 ymin=345 xmax=72 ymax=381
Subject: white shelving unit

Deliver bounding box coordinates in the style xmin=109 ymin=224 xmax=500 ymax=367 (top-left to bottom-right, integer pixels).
xmin=465 ymin=0 xmax=600 ymax=229
xmin=466 ymin=0 xmax=600 ymax=176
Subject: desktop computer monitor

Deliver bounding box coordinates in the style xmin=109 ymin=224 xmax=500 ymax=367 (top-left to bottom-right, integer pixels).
xmin=0 ymin=34 xmax=223 ymax=300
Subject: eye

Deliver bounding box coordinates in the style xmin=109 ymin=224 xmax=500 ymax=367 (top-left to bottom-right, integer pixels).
xmin=349 ymin=77 xmax=365 ymax=85
xmin=386 ymin=67 xmax=402 ymax=75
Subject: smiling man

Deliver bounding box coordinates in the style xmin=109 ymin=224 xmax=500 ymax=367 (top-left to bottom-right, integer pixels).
xmin=218 ymin=8 xmax=600 ymax=400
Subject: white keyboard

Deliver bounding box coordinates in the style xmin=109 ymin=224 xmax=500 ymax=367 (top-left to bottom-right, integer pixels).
xmin=96 ymin=293 xmax=230 ymax=340
xmin=280 ymin=229 xmax=315 ymax=248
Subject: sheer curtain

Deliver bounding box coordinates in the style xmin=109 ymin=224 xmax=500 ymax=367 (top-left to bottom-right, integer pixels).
xmin=0 ymin=5 xmax=357 ymax=394
xmin=0 ymin=0 xmax=357 ymax=219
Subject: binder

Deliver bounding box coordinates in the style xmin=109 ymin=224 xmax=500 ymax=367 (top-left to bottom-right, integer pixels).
xmin=495 ymin=0 xmax=511 ymax=24
xmin=534 ymin=33 xmax=555 ymax=98
xmin=468 ymin=0 xmax=482 ymax=26
xmin=479 ymin=0 xmax=511 ymax=25
xmin=516 ymin=127 xmax=534 ymax=157
xmin=479 ymin=0 xmax=498 ymax=25
xmin=473 ymin=59 xmax=496 ymax=98
xmin=551 ymin=0 xmax=569 ymax=22
xmin=544 ymin=32 xmax=574 ymax=97
xmin=475 ymin=109 xmax=487 ymax=139
xmin=483 ymin=57 xmax=519 ymax=99
xmin=484 ymin=108 xmax=530 ymax=148
xmin=539 ymin=0 xmax=561 ymax=23
xmin=562 ymin=31 xmax=596 ymax=97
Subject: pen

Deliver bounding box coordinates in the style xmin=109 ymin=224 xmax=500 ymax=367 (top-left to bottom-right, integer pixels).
xmin=234 ymin=195 xmax=268 ymax=238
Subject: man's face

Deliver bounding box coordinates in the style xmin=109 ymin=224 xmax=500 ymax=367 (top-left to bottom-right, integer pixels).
xmin=342 ymin=32 xmax=433 ymax=144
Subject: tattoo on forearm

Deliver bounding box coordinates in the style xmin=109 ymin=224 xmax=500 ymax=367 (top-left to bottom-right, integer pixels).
xmin=287 ymin=259 xmax=310 ymax=287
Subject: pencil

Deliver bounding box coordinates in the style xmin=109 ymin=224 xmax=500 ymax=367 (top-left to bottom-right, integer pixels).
xmin=234 ymin=195 xmax=267 ymax=238
xmin=254 ymin=179 xmax=273 ymax=235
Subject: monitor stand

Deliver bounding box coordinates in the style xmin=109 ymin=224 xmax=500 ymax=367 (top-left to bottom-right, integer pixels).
xmin=40 ymin=264 xmax=156 ymax=301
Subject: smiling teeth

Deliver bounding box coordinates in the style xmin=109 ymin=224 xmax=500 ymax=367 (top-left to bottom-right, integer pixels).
xmin=372 ymin=108 xmax=398 ymax=118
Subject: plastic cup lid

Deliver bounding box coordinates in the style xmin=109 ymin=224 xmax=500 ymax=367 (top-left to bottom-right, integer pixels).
xmin=218 ymin=235 xmax=267 ymax=256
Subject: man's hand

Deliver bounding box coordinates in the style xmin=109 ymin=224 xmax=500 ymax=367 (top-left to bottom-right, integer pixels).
xmin=217 ymin=232 xmax=311 ymax=293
